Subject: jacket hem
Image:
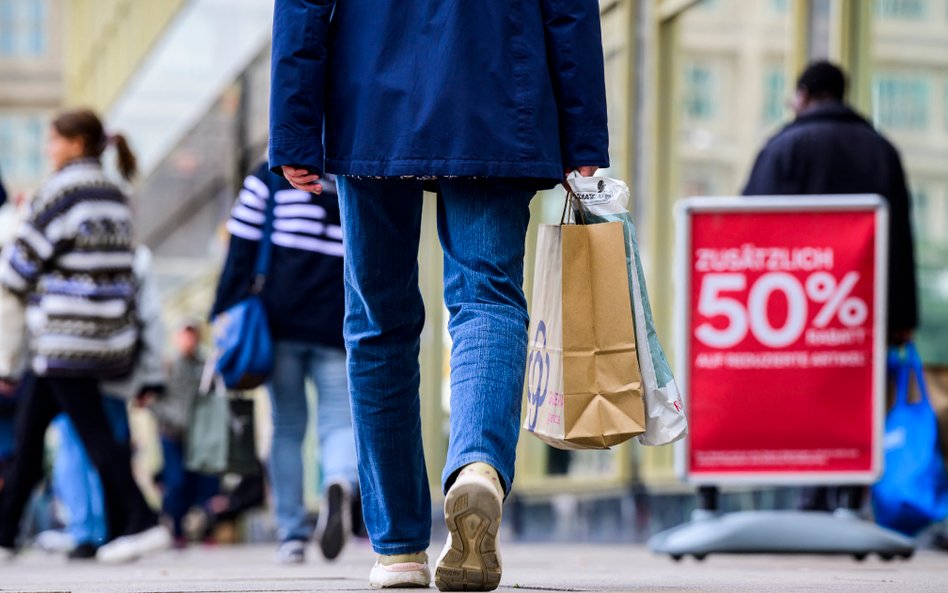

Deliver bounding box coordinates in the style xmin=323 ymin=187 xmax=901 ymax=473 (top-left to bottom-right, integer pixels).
xmin=324 ymin=157 xmax=564 ymax=182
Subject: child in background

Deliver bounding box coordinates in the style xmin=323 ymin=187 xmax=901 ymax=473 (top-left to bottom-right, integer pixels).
xmin=146 ymin=323 xmax=219 ymax=548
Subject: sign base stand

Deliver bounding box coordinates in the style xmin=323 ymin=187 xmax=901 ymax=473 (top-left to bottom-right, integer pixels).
xmin=649 ymin=509 xmax=915 ymax=561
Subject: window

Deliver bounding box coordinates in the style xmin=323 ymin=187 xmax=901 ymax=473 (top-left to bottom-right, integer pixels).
xmin=762 ymin=67 xmax=787 ymax=125
xmin=873 ymin=76 xmax=931 ymax=131
xmin=875 ymin=0 xmax=928 ymax=20
xmin=683 ymin=64 xmax=716 ymax=121
xmin=0 ymin=115 xmax=47 ymax=184
xmin=0 ymin=0 xmax=47 ymax=57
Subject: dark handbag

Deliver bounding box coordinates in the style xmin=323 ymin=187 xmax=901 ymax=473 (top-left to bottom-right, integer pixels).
xmin=213 ymin=194 xmax=274 ymax=390
xmin=226 ymin=397 xmax=259 ymax=476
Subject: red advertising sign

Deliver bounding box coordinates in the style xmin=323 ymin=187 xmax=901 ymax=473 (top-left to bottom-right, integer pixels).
xmin=676 ymin=196 xmax=888 ymax=484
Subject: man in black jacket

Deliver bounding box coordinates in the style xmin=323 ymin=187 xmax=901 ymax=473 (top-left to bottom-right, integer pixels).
xmin=744 ymin=61 xmax=920 ymax=511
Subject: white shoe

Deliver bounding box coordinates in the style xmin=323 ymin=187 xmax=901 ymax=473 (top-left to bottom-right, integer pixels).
xmin=96 ymin=525 xmax=171 ymax=564
xmin=435 ymin=465 xmax=503 ymax=591
xmin=35 ymin=529 xmax=77 ymax=553
xmin=275 ymin=539 xmax=306 ymax=564
xmin=369 ymin=555 xmax=431 ymax=589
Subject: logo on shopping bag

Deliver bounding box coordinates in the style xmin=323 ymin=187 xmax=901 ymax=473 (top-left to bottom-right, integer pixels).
xmin=526 ymin=321 xmax=551 ymax=431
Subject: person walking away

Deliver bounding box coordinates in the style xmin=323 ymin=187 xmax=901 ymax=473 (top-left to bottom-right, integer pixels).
xmin=34 ymin=245 xmax=166 ymax=559
xmin=743 ymin=61 xmax=919 ymax=511
xmin=0 ymin=184 xmax=26 ymax=491
xmin=211 ymin=162 xmax=359 ymax=563
xmin=147 ymin=322 xmax=219 ymax=548
xmin=269 ymin=1 xmax=609 ymax=589
xmin=0 ymin=109 xmax=170 ymax=563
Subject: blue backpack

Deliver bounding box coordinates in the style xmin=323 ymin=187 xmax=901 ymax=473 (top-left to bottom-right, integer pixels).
xmin=872 ymin=343 xmax=948 ymax=536
xmin=212 ymin=195 xmax=274 ymax=390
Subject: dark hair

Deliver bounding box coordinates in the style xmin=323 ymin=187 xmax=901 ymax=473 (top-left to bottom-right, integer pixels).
xmin=796 ymin=61 xmax=847 ymax=103
xmin=52 ymin=109 xmax=138 ymax=181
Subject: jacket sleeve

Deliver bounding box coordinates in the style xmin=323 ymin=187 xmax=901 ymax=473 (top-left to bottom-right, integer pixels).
xmin=540 ymin=0 xmax=610 ymax=169
xmin=210 ymin=169 xmax=270 ymax=318
xmin=268 ymin=0 xmax=336 ymax=176
xmin=0 ymin=206 xmax=56 ymax=297
xmin=885 ymin=148 xmax=919 ymax=335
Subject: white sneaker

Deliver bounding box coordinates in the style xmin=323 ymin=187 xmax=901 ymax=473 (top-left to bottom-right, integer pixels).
xmin=435 ymin=465 xmax=503 ymax=591
xmin=96 ymin=525 xmax=171 ymax=564
xmin=35 ymin=529 xmax=77 ymax=553
xmin=369 ymin=555 xmax=431 ymax=589
xmin=275 ymin=539 xmax=306 ymax=564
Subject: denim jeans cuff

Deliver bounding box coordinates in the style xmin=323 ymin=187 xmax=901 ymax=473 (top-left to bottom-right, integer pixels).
xmin=372 ymin=541 xmax=432 ymax=556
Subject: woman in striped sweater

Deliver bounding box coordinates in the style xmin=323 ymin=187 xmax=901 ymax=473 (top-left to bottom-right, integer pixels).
xmin=0 ymin=109 xmax=170 ymax=563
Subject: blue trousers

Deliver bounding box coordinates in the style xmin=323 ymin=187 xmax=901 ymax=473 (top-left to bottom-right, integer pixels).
xmin=336 ymin=177 xmax=534 ymax=555
xmin=160 ymin=437 xmax=219 ymax=538
xmin=51 ymin=396 xmax=130 ymax=546
xmin=266 ymin=340 xmax=358 ymax=543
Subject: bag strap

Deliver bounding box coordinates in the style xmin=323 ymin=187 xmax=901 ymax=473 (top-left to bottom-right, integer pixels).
xmin=890 ymin=343 xmax=931 ymax=408
xmin=906 ymin=342 xmax=931 ymax=405
xmin=251 ymin=187 xmax=275 ymax=294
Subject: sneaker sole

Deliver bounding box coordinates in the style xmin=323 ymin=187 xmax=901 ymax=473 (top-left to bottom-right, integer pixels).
xmin=435 ymin=481 xmax=502 ymax=591
xmin=370 ymin=571 xmax=431 ymax=589
xmin=319 ymin=482 xmax=349 ymax=561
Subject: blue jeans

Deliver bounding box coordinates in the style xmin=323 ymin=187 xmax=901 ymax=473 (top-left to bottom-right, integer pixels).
xmin=336 ymin=177 xmax=534 ymax=555
xmin=51 ymin=395 xmax=130 ymax=546
xmin=160 ymin=437 xmax=219 ymax=538
xmin=267 ymin=340 xmax=358 ymax=542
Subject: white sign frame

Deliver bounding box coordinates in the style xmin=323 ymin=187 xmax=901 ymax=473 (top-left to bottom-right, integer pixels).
xmin=674 ymin=195 xmax=889 ymax=485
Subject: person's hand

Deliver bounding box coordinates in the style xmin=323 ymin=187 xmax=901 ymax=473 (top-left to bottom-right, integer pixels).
xmin=135 ymin=390 xmax=159 ymax=408
xmin=562 ymin=166 xmax=599 ymax=194
xmin=0 ymin=379 xmax=18 ymax=396
xmin=208 ymin=495 xmax=230 ymax=514
xmin=281 ymin=166 xmax=323 ymax=194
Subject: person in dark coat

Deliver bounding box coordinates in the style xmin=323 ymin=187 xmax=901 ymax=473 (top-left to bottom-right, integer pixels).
xmin=744 ymin=60 xmax=918 ymax=342
xmin=269 ymin=1 xmax=609 ymax=590
xmin=743 ymin=60 xmax=920 ymax=512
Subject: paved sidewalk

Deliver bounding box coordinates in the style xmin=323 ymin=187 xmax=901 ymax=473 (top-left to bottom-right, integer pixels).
xmin=1 ymin=541 xmax=945 ymax=593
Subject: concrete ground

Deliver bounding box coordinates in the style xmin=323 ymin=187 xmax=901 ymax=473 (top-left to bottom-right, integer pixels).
xmin=2 ymin=541 xmax=945 ymax=593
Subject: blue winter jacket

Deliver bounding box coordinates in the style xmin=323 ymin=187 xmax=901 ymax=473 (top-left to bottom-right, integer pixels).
xmin=269 ymin=0 xmax=609 ymax=187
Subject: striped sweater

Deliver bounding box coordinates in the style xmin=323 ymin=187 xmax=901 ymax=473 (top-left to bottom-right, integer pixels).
xmin=211 ymin=162 xmax=345 ymax=348
xmin=0 ymin=158 xmax=138 ymax=378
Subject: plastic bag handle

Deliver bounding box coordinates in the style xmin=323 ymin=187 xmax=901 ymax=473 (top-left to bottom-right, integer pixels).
xmin=560 ymin=180 xmax=587 ymax=226
xmin=889 ymin=342 xmax=930 ymax=407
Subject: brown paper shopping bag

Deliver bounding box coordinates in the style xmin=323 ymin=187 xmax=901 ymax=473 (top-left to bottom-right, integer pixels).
xmin=524 ymin=221 xmax=644 ymax=449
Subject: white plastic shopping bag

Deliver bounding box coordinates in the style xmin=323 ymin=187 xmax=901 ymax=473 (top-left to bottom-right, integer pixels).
xmin=568 ymin=173 xmax=687 ymax=446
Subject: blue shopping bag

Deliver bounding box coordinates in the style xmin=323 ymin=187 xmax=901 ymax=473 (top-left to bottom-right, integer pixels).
xmin=212 ymin=189 xmax=274 ymax=390
xmin=872 ymin=343 xmax=948 ymax=536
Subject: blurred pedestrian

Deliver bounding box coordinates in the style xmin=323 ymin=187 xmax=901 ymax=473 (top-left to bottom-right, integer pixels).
xmin=0 ymin=166 xmax=7 ymax=208
xmin=744 ymin=61 xmax=920 ymax=511
xmin=270 ymin=1 xmax=609 ymax=589
xmin=146 ymin=322 xmax=219 ymax=548
xmin=211 ymin=162 xmax=358 ymax=563
xmin=34 ymin=245 xmax=166 ymax=560
xmin=0 ymin=179 xmax=24 ymax=491
xmin=0 ymin=109 xmax=170 ymax=563
xmin=199 ymin=459 xmax=267 ymax=542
